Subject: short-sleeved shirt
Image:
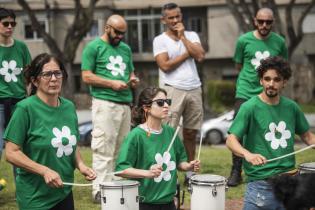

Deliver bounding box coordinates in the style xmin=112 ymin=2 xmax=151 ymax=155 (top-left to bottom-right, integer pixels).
xmin=0 ymin=39 xmax=31 ymax=99
xmin=4 ymin=95 xmax=79 ymax=210
xmin=228 ymin=96 xmax=309 ymax=182
xmin=81 ymin=38 xmax=134 ymax=103
xmin=234 ymin=31 xmax=288 ymax=100
xmin=116 ymin=124 xmax=187 ymax=204
xmin=153 ymin=31 xmax=201 ymax=90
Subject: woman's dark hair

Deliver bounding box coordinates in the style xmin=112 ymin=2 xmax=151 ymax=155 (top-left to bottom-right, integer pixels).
xmin=0 ymin=8 xmax=16 ymax=21
xmin=257 ymin=56 xmax=291 ymax=80
xmin=24 ymin=53 xmax=68 ymax=95
xmin=132 ymin=87 xmax=167 ymax=126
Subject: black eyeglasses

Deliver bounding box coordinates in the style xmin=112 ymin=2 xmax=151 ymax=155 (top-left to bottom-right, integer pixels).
xmin=256 ymin=19 xmax=273 ymax=25
xmin=151 ymin=99 xmax=172 ymax=107
xmin=39 ymin=70 xmax=63 ymax=80
xmin=107 ymin=25 xmax=125 ymax=36
xmin=1 ymin=21 xmax=17 ymax=27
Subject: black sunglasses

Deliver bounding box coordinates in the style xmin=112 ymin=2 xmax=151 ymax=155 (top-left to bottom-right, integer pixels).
xmin=151 ymin=99 xmax=172 ymax=107
xmin=256 ymin=19 xmax=273 ymax=25
xmin=1 ymin=21 xmax=17 ymax=27
xmin=107 ymin=25 xmax=125 ymax=36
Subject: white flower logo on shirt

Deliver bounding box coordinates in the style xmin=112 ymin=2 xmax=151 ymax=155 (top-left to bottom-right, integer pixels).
xmin=251 ymin=51 xmax=270 ymax=69
xmin=51 ymin=126 xmax=77 ymax=158
xmin=265 ymin=121 xmax=291 ymax=150
xmin=106 ymin=55 xmax=126 ymax=77
xmin=153 ymin=152 xmax=176 ymax=183
xmin=0 ymin=60 xmax=22 ymax=82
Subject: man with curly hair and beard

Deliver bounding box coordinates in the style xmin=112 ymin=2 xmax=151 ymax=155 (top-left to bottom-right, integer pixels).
xmin=226 ymin=56 xmax=315 ymax=210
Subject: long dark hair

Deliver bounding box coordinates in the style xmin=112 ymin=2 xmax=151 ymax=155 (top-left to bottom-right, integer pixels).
xmin=132 ymin=87 xmax=167 ymax=126
xmin=24 ymin=53 xmax=68 ymax=95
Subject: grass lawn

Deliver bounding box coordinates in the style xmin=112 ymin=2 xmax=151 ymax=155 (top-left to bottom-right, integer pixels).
xmin=0 ymin=145 xmax=314 ymax=210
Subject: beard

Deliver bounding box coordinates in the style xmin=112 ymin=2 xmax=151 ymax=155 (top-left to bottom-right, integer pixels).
xmin=257 ymin=27 xmax=271 ymax=37
xmin=108 ymin=32 xmax=121 ymax=46
xmin=265 ymin=88 xmax=278 ymax=98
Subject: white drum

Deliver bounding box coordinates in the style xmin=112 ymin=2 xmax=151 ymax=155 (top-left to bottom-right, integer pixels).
xmin=298 ymin=162 xmax=315 ymax=174
xmin=100 ymin=180 xmax=140 ymax=210
xmin=189 ymin=174 xmax=227 ymax=210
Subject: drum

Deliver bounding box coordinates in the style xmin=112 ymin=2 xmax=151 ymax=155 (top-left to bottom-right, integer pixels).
xmin=188 ymin=174 xmax=227 ymax=210
xmin=298 ymin=162 xmax=315 ymax=174
xmin=100 ymin=180 xmax=140 ymax=210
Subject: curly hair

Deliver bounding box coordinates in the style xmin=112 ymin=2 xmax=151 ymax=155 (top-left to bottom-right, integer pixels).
xmin=24 ymin=53 xmax=68 ymax=95
xmin=257 ymin=56 xmax=291 ymax=80
xmin=132 ymin=87 xmax=167 ymax=126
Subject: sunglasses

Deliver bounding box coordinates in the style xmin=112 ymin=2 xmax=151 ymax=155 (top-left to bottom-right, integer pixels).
xmin=107 ymin=25 xmax=125 ymax=36
xmin=39 ymin=70 xmax=63 ymax=80
xmin=256 ymin=19 xmax=273 ymax=25
xmin=151 ymin=99 xmax=172 ymax=107
xmin=1 ymin=21 xmax=17 ymax=27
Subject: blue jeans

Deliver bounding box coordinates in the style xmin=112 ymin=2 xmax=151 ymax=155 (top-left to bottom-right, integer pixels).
xmin=0 ymin=104 xmax=4 ymax=161
xmin=243 ymin=180 xmax=286 ymax=210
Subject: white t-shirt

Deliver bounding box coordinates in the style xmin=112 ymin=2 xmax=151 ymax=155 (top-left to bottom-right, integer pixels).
xmin=153 ymin=31 xmax=202 ymax=90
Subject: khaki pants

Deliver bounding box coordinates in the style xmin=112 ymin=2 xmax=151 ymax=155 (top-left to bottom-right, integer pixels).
xmin=163 ymin=85 xmax=203 ymax=130
xmin=91 ymin=98 xmax=131 ymax=196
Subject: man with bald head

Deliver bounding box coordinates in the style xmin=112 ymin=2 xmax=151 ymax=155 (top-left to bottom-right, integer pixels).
xmin=81 ymin=14 xmax=139 ymax=202
xmin=227 ymin=8 xmax=288 ymax=187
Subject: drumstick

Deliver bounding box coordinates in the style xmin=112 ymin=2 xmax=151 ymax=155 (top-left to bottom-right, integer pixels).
xmin=63 ymin=171 xmax=123 ymax=186
xmin=166 ymin=122 xmax=182 ymax=154
xmin=267 ymin=144 xmax=315 ymax=163
xmin=197 ymin=131 xmax=203 ymax=160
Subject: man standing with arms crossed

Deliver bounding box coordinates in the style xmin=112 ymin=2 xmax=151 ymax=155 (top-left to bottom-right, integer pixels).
xmin=81 ymin=14 xmax=139 ymax=202
xmin=228 ymin=8 xmax=288 ymax=187
xmin=153 ymin=3 xmax=205 ymax=182
xmin=226 ymin=56 xmax=315 ymax=210
xmin=0 ymin=8 xmax=31 ymax=187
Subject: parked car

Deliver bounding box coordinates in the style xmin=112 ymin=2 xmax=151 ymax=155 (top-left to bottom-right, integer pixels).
xmin=78 ymin=121 xmax=93 ymax=146
xmin=200 ymin=110 xmax=234 ymax=145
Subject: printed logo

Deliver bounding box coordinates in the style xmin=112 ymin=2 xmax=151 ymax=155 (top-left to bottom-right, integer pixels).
xmin=51 ymin=126 xmax=77 ymax=158
xmin=265 ymin=121 xmax=291 ymax=150
xmin=153 ymin=152 xmax=176 ymax=183
xmin=106 ymin=55 xmax=126 ymax=77
xmin=251 ymin=51 xmax=270 ymax=69
xmin=0 ymin=60 xmax=22 ymax=82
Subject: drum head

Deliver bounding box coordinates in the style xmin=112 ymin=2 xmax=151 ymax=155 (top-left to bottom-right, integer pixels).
xmin=299 ymin=162 xmax=315 ymax=171
xmin=100 ymin=180 xmax=139 ymax=189
xmin=190 ymin=174 xmax=226 ymax=186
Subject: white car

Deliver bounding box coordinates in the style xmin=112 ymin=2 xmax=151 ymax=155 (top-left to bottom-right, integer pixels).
xmin=200 ymin=110 xmax=234 ymax=144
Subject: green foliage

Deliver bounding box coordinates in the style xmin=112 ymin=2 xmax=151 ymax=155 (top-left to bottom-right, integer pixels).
xmin=1 ymin=145 xmax=314 ymax=209
xmin=207 ymin=80 xmax=236 ymax=113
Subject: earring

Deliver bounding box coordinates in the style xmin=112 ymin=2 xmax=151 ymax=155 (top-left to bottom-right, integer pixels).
xmin=144 ymin=111 xmax=151 ymax=137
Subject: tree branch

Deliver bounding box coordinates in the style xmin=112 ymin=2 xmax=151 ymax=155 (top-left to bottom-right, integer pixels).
xmin=17 ymin=0 xmax=64 ymax=61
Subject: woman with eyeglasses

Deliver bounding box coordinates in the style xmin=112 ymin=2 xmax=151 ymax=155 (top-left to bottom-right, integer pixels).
xmin=116 ymin=87 xmax=200 ymax=210
xmin=4 ymin=53 xmax=96 ymax=210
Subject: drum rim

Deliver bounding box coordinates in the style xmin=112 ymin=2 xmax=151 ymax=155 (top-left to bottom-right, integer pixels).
xmin=99 ymin=180 xmax=140 ymax=189
xmin=299 ymin=162 xmax=315 ymax=170
xmin=190 ymin=174 xmax=226 ymax=186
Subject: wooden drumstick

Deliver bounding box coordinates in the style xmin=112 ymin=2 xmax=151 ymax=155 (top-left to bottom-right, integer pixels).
xmin=166 ymin=122 xmax=182 ymax=154
xmin=197 ymin=131 xmax=203 ymax=160
xmin=267 ymin=144 xmax=315 ymax=163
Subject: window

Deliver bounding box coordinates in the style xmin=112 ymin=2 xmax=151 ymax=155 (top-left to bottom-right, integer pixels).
xmin=189 ymin=17 xmax=202 ymax=33
xmin=122 ymin=9 xmax=163 ymax=53
xmin=85 ymin=20 xmax=99 ymax=39
xmin=24 ymin=20 xmax=48 ymax=40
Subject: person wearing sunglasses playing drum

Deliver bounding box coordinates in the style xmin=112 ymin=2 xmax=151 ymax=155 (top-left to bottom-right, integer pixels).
xmin=228 ymin=7 xmax=288 ymax=187
xmin=116 ymin=87 xmax=200 ymax=210
xmin=0 ymin=8 xmax=31 ymax=189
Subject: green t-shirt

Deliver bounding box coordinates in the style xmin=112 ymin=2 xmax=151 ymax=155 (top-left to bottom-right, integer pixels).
xmin=228 ymin=96 xmax=309 ymax=182
xmin=0 ymin=39 xmax=31 ymax=99
xmin=4 ymin=95 xmax=79 ymax=210
xmin=234 ymin=32 xmax=288 ymax=100
xmin=116 ymin=124 xmax=187 ymax=204
xmin=81 ymin=38 xmax=134 ymax=103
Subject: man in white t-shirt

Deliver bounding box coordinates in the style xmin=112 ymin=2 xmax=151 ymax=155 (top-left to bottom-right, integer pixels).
xmin=153 ymin=2 xmax=205 ymax=182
